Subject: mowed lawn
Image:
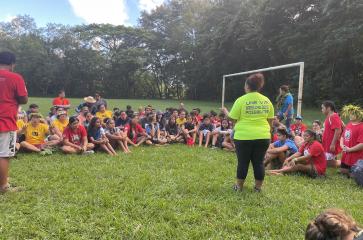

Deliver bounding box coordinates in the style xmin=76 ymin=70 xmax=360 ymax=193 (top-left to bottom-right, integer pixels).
xmin=0 ymin=98 xmax=361 ymax=239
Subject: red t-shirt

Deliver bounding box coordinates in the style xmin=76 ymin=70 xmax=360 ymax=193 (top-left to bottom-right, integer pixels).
xmin=62 ymin=125 xmax=87 ymax=146
xmin=0 ymin=69 xmax=28 ymax=132
xmin=52 ymin=97 xmax=70 ymax=106
xmin=125 ymin=123 xmax=145 ymax=143
xmin=341 ymin=122 xmax=363 ymax=166
xmin=322 ymin=113 xmax=342 ymax=155
xmin=299 ymin=141 xmax=327 ymax=175
xmin=291 ymin=123 xmax=307 ymax=137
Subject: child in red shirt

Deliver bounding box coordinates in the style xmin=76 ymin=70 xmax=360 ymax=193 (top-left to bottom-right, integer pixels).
xmin=340 ymin=105 xmax=363 ymax=176
xmin=268 ymin=130 xmax=326 ymax=178
xmin=321 ymin=101 xmax=343 ymax=167
xmin=290 ymin=115 xmax=307 ymax=148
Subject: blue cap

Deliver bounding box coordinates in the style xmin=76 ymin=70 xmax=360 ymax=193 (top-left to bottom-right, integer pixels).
xmin=0 ymin=51 xmax=16 ymax=65
xmin=295 ymin=115 xmax=303 ymax=120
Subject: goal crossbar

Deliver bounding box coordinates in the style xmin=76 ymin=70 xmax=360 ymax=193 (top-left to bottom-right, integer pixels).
xmin=222 ymin=62 xmax=304 ymax=116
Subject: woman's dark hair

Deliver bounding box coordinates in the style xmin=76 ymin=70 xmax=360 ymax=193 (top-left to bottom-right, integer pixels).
xmin=202 ymin=113 xmax=210 ymax=120
xmin=322 ymin=101 xmax=337 ymax=113
xmin=98 ymin=104 xmax=105 ymax=110
xmin=246 ymin=73 xmax=265 ymax=91
xmin=220 ymin=119 xmax=230 ymax=130
xmin=68 ymin=116 xmax=79 ymax=126
xmin=210 ymin=110 xmax=217 ymax=117
xmin=88 ymin=117 xmax=100 ymax=136
xmin=104 ymin=117 xmax=112 ymax=125
xmin=126 ymin=105 xmax=132 ymax=110
xmin=304 ymin=129 xmax=317 ymax=140
xmin=313 ymin=120 xmax=321 ymax=126
xmin=276 ymin=128 xmax=289 ymax=138
xmin=279 ymin=85 xmax=289 ymax=92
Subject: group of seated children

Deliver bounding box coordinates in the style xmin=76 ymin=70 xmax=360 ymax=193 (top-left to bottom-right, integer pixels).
xmin=265 ymin=104 xmax=363 ymax=179
xmin=15 ymin=97 xmax=236 ymax=157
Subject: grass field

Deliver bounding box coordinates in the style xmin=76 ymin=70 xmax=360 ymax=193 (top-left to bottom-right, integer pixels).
xmin=0 ymin=98 xmax=361 ymax=239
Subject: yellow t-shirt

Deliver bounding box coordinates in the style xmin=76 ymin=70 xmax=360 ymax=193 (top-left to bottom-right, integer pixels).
xmin=229 ymin=92 xmax=274 ymax=140
xmin=25 ymin=123 xmax=49 ymax=145
xmin=96 ymin=110 xmax=113 ymax=123
xmin=16 ymin=119 xmax=26 ymax=130
xmin=52 ymin=119 xmax=69 ymax=133
xmin=176 ymin=118 xmax=186 ymax=126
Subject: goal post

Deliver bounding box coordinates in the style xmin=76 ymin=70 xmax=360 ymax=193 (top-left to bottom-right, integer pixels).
xmin=222 ymin=62 xmax=305 ymax=116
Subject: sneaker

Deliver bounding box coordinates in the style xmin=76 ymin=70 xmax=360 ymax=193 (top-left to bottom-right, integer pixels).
xmin=211 ymin=145 xmax=217 ymax=149
xmin=39 ymin=149 xmax=52 ymax=156
xmin=82 ymin=150 xmax=94 ymax=155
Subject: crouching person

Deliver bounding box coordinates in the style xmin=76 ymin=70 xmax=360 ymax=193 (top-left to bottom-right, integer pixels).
xmin=19 ymin=113 xmax=58 ymax=155
xmin=61 ymin=116 xmax=94 ymax=154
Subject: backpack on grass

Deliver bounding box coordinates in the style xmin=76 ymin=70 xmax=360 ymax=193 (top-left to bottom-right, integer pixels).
xmin=351 ymin=159 xmax=363 ymax=187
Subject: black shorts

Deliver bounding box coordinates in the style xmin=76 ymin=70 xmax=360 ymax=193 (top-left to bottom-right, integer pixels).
xmin=340 ymin=162 xmax=352 ymax=171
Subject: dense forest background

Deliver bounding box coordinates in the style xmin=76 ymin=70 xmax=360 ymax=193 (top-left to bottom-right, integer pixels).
xmin=0 ymin=0 xmax=362 ymax=106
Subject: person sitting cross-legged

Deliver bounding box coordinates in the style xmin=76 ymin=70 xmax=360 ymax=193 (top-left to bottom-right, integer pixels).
xmin=264 ymin=128 xmax=298 ymax=170
xmin=104 ymin=118 xmax=131 ymax=153
xmin=268 ymin=130 xmax=327 ymax=178
xmin=19 ymin=113 xmax=58 ymax=155
xmin=61 ymin=116 xmax=94 ymax=154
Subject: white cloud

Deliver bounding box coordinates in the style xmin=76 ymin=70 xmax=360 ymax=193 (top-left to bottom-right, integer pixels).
xmin=3 ymin=14 xmax=16 ymax=22
xmin=68 ymin=0 xmax=129 ymax=25
xmin=138 ymin=0 xmax=164 ymax=13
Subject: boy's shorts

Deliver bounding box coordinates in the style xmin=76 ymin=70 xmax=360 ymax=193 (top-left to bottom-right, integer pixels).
xmin=201 ymin=130 xmax=210 ymax=137
xmin=0 ymin=131 xmax=17 ymax=158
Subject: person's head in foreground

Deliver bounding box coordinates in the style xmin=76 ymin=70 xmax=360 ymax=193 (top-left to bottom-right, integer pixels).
xmin=69 ymin=116 xmax=80 ymax=130
xmin=169 ymin=115 xmax=177 ymax=125
xmin=0 ymin=51 xmax=16 ymax=71
xmin=120 ymin=111 xmax=128 ymax=120
xmin=89 ymin=117 xmax=101 ymax=130
xmin=105 ymin=118 xmax=115 ymax=129
xmin=322 ymin=101 xmax=337 ymax=115
xmin=85 ymin=112 xmax=93 ymax=122
xmin=305 ymin=209 xmax=363 ymax=240
xmin=277 ymin=128 xmax=289 ymax=142
xmin=179 ymin=110 xmax=186 ymax=119
xmin=131 ymin=115 xmax=139 ymax=126
xmin=342 ymin=105 xmax=363 ymax=123
xmin=186 ymin=114 xmax=193 ymax=123
xmin=245 ymin=73 xmax=265 ymax=93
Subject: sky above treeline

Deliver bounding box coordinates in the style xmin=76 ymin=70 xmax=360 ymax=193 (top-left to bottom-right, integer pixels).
xmin=0 ymin=0 xmax=165 ymax=26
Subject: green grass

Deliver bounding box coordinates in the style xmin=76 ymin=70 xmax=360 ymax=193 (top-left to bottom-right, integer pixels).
xmin=0 ymin=98 xmax=361 ymax=239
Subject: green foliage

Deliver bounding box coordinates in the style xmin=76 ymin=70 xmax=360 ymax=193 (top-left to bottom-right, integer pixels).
xmin=0 ymin=0 xmax=362 ymax=106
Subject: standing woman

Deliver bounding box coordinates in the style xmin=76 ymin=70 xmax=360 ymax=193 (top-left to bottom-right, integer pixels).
xmin=276 ymin=85 xmax=294 ymax=132
xmin=222 ymin=73 xmax=274 ymax=192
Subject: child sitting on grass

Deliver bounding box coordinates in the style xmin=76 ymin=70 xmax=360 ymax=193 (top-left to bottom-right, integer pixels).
xmin=145 ymin=114 xmax=167 ymax=145
xmin=340 ymin=105 xmax=363 ymax=177
xmin=87 ymin=117 xmax=117 ymax=156
xmin=268 ymin=130 xmax=326 ymax=178
xmin=61 ymin=116 xmax=94 ymax=154
xmin=290 ymin=115 xmax=307 ymax=148
xmin=264 ymin=128 xmax=298 ymax=170
xmin=165 ymin=115 xmax=182 ymax=143
xmin=198 ymin=114 xmax=215 ymax=148
xmin=19 ymin=113 xmax=57 ymax=155
xmin=104 ymin=118 xmax=131 ymax=153
xmin=211 ymin=119 xmax=232 ymax=149
xmin=125 ymin=115 xmax=150 ymax=147
xmin=181 ymin=114 xmax=197 ymax=145
xmin=312 ymin=120 xmax=323 ymax=143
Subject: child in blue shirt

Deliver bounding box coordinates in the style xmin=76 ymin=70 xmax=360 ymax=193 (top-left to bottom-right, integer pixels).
xmin=264 ymin=128 xmax=298 ymax=169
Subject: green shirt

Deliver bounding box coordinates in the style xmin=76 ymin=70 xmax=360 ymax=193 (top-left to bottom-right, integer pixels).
xmin=229 ymin=92 xmax=274 ymax=140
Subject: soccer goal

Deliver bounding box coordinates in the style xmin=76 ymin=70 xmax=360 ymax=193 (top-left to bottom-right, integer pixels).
xmin=222 ymin=62 xmax=305 ymax=116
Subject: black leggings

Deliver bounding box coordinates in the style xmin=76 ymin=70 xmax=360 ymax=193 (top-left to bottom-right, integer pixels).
xmin=234 ymin=139 xmax=270 ymax=181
